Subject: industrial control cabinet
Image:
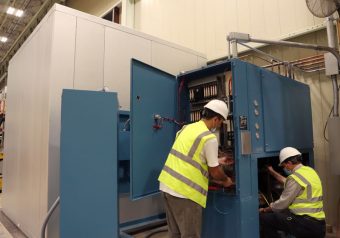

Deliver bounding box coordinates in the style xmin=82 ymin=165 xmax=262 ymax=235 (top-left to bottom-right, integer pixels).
xmin=129 ymin=58 xmax=313 ymax=238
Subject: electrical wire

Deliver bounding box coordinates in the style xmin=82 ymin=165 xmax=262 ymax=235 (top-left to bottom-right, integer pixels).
xmin=161 ymin=117 xmax=183 ymax=126
xmin=259 ymin=192 xmax=270 ymax=207
xmin=228 ymin=77 xmax=232 ymax=96
xmin=323 ymin=106 xmax=334 ymax=142
xmin=178 ymin=80 xmax=185 ymax=123
xmin=323 ymin=83 xmax=340 ymax=142
xmin=40 ymin=196 xmax=60 ymax=238
xmin=123 ymin=118 xmax=130 ymax=131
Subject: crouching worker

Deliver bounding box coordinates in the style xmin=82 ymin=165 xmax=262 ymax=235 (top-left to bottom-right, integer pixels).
xmin=259 ymin=147 xmax=325 ymax=238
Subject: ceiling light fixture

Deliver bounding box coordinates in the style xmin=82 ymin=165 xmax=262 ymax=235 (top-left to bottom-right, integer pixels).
xmin=15 ymin=9 xmax=24 ymax=17
xmin=7 ymin=7 xmax=15 ymax=15
xmin=6 ymin=7 xmax=24 ymax=17
xmin=0 ymin=37 xmax=8 ymax=43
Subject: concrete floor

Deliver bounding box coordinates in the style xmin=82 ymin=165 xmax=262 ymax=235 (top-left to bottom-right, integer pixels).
xmin=0 ymin=191 xmax=168 ymax=238
xmin=0 ymin=195 xmax=27 ymax=238
xmin=0 ymin=192 xmax=336 ymax=238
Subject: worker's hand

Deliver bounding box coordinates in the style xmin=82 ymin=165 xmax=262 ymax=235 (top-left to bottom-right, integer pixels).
xmin=215 ymin=177 xmax=234 ymax=187
xmin=218 ymin=156 xmax=234 ymax=166
xmin=223 ymin=177 xmax=234 ymax=187
xmin=259 ymin=207 xmax=272 ymax=213
xmin=266 ymin=165 xmax=275 ymax=174
xmin=212 ymin=177 xmax=234 ymax=188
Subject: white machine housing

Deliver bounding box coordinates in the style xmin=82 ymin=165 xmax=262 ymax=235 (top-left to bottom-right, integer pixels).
xmin=3 ymin=4 xmax=206 ymax=238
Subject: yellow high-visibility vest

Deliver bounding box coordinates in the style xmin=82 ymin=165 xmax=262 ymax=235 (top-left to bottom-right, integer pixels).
xmin=288 ymin=165 xmax=325 ymax=220
xmin=158 ymin=121 xmax=216 ymax=208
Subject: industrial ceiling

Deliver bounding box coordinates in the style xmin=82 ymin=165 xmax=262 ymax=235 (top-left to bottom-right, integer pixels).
xmin=0 ymin=0 xmax=64 ymax=83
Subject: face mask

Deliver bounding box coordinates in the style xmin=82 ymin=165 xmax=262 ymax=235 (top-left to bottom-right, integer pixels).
xmin=210 ymin=118 xmax=220 ymax=132
xmin=210 ymin=127 xmax=217 ymax=132
xmin=283 ymin=168 xmax=292 ymax=176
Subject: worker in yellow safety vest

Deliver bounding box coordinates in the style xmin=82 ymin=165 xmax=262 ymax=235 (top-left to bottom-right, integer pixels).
xmin=259 ymin=147 xmax=325 ymax=238
xmin=158 ymin=99 xmax=234 ymax=238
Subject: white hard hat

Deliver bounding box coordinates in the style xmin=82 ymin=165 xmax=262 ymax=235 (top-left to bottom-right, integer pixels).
xmin=204 ymin=99 xmax=229 ymax=120
xmin=279 ymin=147 xmax=301 ymax=166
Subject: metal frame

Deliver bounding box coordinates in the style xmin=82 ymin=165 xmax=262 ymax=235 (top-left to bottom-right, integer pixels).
xmin=227 ymin=29 xmax=340 ymax=117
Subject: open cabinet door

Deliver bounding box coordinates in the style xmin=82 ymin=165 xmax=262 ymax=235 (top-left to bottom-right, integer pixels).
xmin=130 ymin=59 xmax=178 ymax=200
xmin=60 ymin=90 xmax=119 ymax=238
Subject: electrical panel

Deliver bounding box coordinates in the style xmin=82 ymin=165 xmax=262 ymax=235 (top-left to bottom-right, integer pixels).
xmin=180 ymin=71 xmax=236 ymax=194
xmin=130 ymin=58 xmax=314 ymax=238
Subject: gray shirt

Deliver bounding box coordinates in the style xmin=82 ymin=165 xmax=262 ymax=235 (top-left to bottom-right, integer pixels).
xmin=270 ymin=164 xmax=303 ymax=212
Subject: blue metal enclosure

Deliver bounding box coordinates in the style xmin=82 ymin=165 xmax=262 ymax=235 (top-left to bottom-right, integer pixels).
xmin=60 ymin=90 xmax=119 ymax=238
xmin=59 ymin=58 xmax=313 ymax=238
xmin=118 ymin=111 xmax=131 ymax=194
xmin=130 ymin=59 xmax=179 ymax=200
xmin=129 ymin=59 xmax=313 ymax=238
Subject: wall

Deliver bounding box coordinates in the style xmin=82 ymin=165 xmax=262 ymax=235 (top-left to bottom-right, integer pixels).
xmin=3 ymin=9 xmax=53 ymax=237
xmin=65 ymin=0 xmax=325 ymax=61
xmin=133 ymin=0 xmax=325 ymax=61
xmin=239 ymin=29 xmax=340 ymax=230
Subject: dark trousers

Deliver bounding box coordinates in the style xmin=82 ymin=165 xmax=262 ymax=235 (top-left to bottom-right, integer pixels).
xmin=260 ymin=210 xmax=325 ymax=238
xmin=161 ymin=192 xmax=202 ymax=238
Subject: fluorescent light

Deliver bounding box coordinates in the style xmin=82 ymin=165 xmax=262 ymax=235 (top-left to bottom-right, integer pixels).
xmin=7 ymin=7 xmax=15 ymax=15
xmin=15 ymin=9 xmax=24 ymax=17
xmin=6 ymin=7 xmax=24 ymax=17
xmin=0 ymin=37 xmax=8 ymax=43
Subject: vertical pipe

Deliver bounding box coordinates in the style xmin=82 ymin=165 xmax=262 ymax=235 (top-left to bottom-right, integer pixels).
xmin=327 ymin=17 xmax=336 ymax=48
xmin=327 ymin=17 xmax=339 ymax=117
xmin=231 ymin=41 xmax=238 ymax=58
xmin=228 ymin=41 xmax=231 ymax=59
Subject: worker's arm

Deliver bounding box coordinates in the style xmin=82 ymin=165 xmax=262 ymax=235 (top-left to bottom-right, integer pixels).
xmin=208 ymin=166 xmax=233 ymax=187
xmin=270 ymin=177 xmax=302 ymax=212
xmin=204 ymin=139 xmax=233 ymax=187
xmin=267 ymin=165 xmax=286 ymax=184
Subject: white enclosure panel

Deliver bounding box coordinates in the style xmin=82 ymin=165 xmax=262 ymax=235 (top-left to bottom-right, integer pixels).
xmin=3 ymin=5 xmax=206 ymax=238
xmin=48 ymin=11 xmax=77 ymax=201
xmin=3 ymin=60 xmax=23 ymax=230
xmin=47 ymin=11 xmax=77 ymax=238
xmin=151 ymin=42 xmax=201 ymax=76
xmin=3 ymin=12 xmax=54 ymax=238
xmin=103 ymin=27 xmax=152 ymax=110
xmin=74 ymin=18 xmax=105 ymax=90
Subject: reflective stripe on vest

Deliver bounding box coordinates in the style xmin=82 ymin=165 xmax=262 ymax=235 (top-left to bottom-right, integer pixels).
xmin=158 ymin=121 xmax=215 ymax=208
xmin=170 ymin=149 xmax=209 ymax=178
xmin=162 ymin=165 xmax=208 ymax=197
xmin=288 ymin=166 xmax=325 ymax=220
